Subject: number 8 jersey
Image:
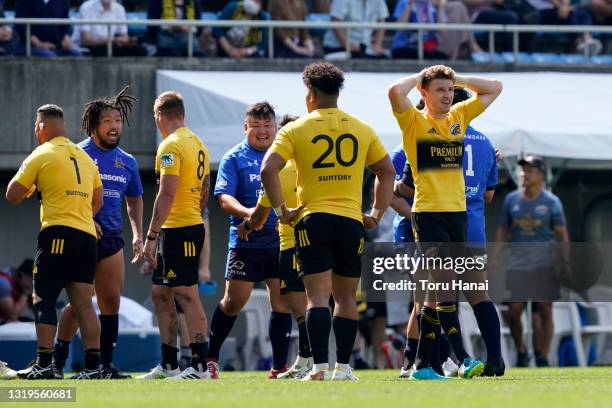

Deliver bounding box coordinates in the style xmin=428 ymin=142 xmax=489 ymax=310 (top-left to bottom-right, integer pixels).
xmin=270 ymin=108 xmax=387 ymax=224
xmin=155 ymin=127 xmax=210 ymax=228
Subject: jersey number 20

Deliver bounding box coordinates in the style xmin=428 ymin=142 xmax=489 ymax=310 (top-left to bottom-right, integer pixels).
xmin=312 ymin=134 xmax=358 ymax=169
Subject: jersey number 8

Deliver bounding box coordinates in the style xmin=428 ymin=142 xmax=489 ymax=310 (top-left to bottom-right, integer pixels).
xmin=197 ymin=150 xmax=205 ymax=180
xmin=312 ymin=134 xmax=358 ymax=169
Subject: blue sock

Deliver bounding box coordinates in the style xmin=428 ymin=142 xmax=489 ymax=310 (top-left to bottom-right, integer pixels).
xmin=206 ymin=304 xmax=237 ymax=360
xmin=473 ymin=301 xmax=502 ymax=361
xmin=269 ymin=312 xmax=292 ymax=369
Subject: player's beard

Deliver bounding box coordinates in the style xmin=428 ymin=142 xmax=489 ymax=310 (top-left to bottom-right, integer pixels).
xmin=97 ymin=133 xmax=121 ymax=149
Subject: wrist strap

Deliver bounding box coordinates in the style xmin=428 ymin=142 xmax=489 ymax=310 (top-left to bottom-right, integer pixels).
xmin=147 ymin=235 xmax=157 ymax=241
xmin=273 ymin=206 xmax=283 ymax=217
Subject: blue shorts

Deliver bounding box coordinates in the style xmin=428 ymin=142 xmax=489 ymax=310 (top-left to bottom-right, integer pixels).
xmin=97 ymin=235 xmax=125 ymax=260
xmin=225 ymin=247 xmax=280 ymax=282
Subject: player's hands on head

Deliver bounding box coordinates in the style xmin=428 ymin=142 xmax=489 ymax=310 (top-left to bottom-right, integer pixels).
xmin=94 ymin=221 xmax=103 ymax=240
xmin=279 ymin=203 xmax=306 ymax=226
xmin=143 ymin=239 xmax=157 ymax=267
xmin=131 ymin=237 xmax=144 ymax=264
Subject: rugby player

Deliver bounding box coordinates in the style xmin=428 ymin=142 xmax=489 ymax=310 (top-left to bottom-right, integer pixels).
xmin=207 ymin=102 xmax=292 ymax=380
xmin=397 ymin=88 xmax=505 ymax=378
xmin=53 ymin=87 xmax=143 ymax=379
xmin=139 ymin=92 xmax=211 ymax=380
xmin=6 ymin=104 xmax=104 ymax=379
xmin=238 ymin=114 xmax=312 ymax=379
xmin=260 ymin=62 xmax=396 ymax=381
xmin=388 ymin=65 xmax=502 ymax=380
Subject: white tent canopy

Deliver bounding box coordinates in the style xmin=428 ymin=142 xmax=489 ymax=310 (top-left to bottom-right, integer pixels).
xmin=156 ymin=70 xmax=612 ymax=168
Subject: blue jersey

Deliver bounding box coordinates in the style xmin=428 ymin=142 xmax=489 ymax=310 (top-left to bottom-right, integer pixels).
xmin=499 ymin=190 xmax=566 ymax=270
xmin=214 ymin=141 xmax=279 ymax=249
xmin=78 ymin=138 xmax=143 ymax=237
xmin=463 ymin=126 xmax=497 ymax=246
xmin=390 ymin=145 xmax=414 ymax=243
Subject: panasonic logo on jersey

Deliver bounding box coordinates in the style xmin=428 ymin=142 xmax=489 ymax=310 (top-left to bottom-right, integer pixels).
xmin=249 ymin=174 xmax=261 ymax=182
xmin=100 ymin=174 xmax=127 ymax=183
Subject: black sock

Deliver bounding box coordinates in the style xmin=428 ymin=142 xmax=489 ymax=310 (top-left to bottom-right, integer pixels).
xmin=53 ymin=339 xmax=70 ymax=368
xmin=333 ymin=316 xmax=358 ymax=365
xmin=37 ymin=346 xmax=54 ymax=368
xmin=439 ymin=335 xmax=451 ymax=362
xmin=296 ymin=316 xmax=312 ymax=358
xmin=189 ymin=342 xmax=208 ymax=371
xmin=430 ymin=326 xmax=443 ymax=375
xmin=84 ymin=348 xmax=100 ymax=371
xmin=473 ymin=301 xmax=502 ymax=362
xmin=436 ymin=303 xmax=468 ymax=362
xmin=269 ymin=312 xmax=292 ymax=369
xmin=99 ymin=314 xmax=118 ymax=369
xmin=414 ymin=306 xmax=440 ymax=370
xmin=306 ymin=307 xmax=331 ymax=364
xmin=404 ymin=338 xmax=419 ymax=368
xmin=207 ymin=304 xmax=237 ymax=360
xmin=161 ymin=343 xmax=178 ymax=370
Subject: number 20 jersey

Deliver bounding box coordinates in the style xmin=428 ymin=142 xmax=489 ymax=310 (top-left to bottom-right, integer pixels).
xmin=155 ymin=126 xmax=210 ymax=228
xmin=269 ymin=108 xmax=388 ymax=224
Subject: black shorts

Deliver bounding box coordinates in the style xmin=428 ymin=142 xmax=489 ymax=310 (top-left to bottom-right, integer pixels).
xmin=279 ymin=248 xmax=304 ymax=295
xmin=33 ymin=226 xmax=97 ymax=303
xmin=152 ymin=224 xmax=204 ymax=287
xmin=97 ymin=235 xmax=125 ymax=260
xmin=225 ymin=247 xmax=280 ymax=282
xmin=294 ymin=213 xmax=365 ymax=278
xmin=412 ymin=211 xmax=467 ymax=258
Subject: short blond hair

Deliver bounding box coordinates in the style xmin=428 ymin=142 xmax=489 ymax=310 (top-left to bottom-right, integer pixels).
xmin=154 ymin=91 xmax=185 ymax=120
xmin=422 ymin=65 xmax=455 ymax=89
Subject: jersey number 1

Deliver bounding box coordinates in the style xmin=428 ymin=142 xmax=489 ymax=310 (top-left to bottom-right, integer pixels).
xmin=464 ymin=144 xmax=474 ymax=177
xmin=69 ymin=157 xmax=81 ymax=184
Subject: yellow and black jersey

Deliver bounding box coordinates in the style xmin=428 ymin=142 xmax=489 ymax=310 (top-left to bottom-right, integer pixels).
xmin=259 ymin=159 xmax=297 ymax=251
xmin=393 ymin=97 xmax=484 ymax=212
xmin=155 ymin=126 xmax=210 ymax=228
xmin=269 ymin=108 xmax=388 ymax=224
xmin=12 ymin=136 xmax=102 ymax=237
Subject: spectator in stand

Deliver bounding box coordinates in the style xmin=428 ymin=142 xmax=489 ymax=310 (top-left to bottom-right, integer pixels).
xmin=589 ymin=0 xmax=612 ymax=24
xmin=214 ymin=0 xmax=269 ymax=58
xmin=147 ymin=0 xmax=204 ymax=57
xmin=310 ymin=0 xmax=331 ymax=13
xmin=0 ymin=259 xmax=34 ymax=323
xmin=463 ymin=0 xmax=520 ymax=52
xmin=0 ymin=0 xmax=14 ymax=55
xmin=392 ymin=0 xmax=481 ymax=59
xmin=268 ymin=0 xmax=316 ymax=58
xmin=323 ymin=0 xmax=389 ymax=58
xmin=15 ymin=0 xmax=82 ymax=57
xmin=202 ymin=0 xmax=229 ymax=12
xmin=79 ymin=0 xmax=147 ymax=56
xmin=524 ymin=0 xmax=602 ymax=54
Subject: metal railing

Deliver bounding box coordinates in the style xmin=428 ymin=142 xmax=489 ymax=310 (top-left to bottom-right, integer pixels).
xmin=2 ymin=17 xmax=612 ymax=61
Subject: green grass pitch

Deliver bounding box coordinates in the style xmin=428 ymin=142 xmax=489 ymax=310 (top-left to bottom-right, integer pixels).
xmin=2 ymin=368 xmax=612 ymax=408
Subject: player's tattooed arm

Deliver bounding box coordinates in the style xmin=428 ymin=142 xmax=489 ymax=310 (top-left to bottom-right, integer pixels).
xmin=144 ymin=174 xmax=178 ymax=266
xmin=126 ymin=195 xmax=144 ymax=263
xmin=200 ymin=174 xmax=210 ymax=214
xmin=365 ymin=155 xmax=396 ymax=229
xmin=92 ymin=186 xmax=103 ymax=216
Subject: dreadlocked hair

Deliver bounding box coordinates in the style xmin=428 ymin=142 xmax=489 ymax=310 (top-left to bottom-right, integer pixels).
xmin=81 ymin=85 xmax=138 ymax=136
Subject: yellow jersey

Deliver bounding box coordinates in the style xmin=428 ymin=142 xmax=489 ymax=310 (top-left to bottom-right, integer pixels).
xmin=12 ymin=136 xmax=102 ymax=237
xmin=259 ymin=160 xmax=297 ymax=251
xmin=155 ymin=127 xmax=210 ymax=228
xmin=393 ymin=97 xmax=484 ymax=212
xmin=269 ymin=108 xmax=388 ymax=224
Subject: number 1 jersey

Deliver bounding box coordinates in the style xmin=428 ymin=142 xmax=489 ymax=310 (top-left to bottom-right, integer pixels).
xmin=155 ymin=127 xmax=210 ymax=228
xmin=269 ymin=108 xmax=387 ymax=224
